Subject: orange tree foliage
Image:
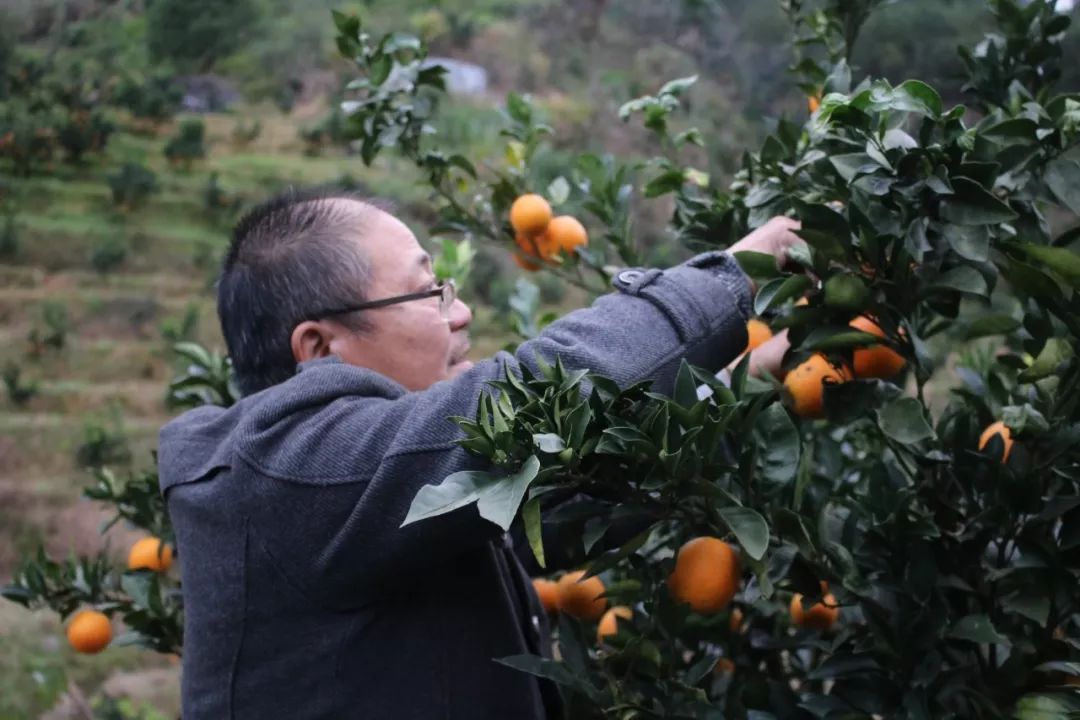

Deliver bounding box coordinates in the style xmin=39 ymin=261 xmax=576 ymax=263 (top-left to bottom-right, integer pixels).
xmin=5 ymin=2 xmax=1080 ymax=717
xmin=337 ymin=0 xmax=1080 ymax=715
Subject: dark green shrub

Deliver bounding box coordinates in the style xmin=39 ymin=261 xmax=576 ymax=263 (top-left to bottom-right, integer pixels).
xmin=164 ymin=118 xmax=207 ymax=169
xmin=0 ymin=211 xmax=17 ymax=259
xmin=107 ymin=162 xmax=159 ymax=210
xmin=2 ymin=362 xmax=38 ymax=407
xmin=75 ymin=409 xmax=132 ymax=469
xmin=26 ymin=301 xmax=69 ymax=357
xmin=229 ymin=119 xmax=261 ymax=148
xmin=113 ymin=72 xmax=181 ymax=124
xmin=88 ymin=235 xmax=129 ymax=274
xmin=56 ymin=108 xmax=114 ymax=162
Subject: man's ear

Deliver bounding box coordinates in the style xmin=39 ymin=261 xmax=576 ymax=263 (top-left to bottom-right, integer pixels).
xmin=290 ymin=320 xmax=335 ymax=364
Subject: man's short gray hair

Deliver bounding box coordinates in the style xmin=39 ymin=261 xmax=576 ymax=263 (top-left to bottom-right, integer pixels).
xmin=217 ymin=188 xmax=391 ymax=396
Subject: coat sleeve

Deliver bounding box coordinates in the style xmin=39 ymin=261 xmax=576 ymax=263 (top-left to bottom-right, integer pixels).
xmin=239 ymin=254 xmax=752 ymax=607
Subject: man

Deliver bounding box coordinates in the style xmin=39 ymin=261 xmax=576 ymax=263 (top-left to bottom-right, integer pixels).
xmin=158 ymin=189 xmax=799 ymax=719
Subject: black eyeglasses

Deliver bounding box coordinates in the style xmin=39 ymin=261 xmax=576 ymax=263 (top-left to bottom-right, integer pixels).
xmin=307 ymin=279 xmax=457 ymax=321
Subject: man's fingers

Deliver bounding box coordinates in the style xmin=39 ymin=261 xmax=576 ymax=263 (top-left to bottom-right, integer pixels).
xmin=727 ymin=329 xmax=791 ymax=378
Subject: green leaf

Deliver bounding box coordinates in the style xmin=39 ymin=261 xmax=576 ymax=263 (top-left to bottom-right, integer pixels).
xmin=686 ymin=654 xmax=722 ymax=685
xmin=673 ymin=361 xmax=699 ymax=409
xmin=659 ymin=75 xmax=699 ymax=97
xmin=476 ymin=456 xmax=541 ymax=531
xmin=894 ymin=80 xmax=943 ymax=117
xmin=830 ymin=153 xmax=876 ymax=182
xmin=332 ymin=10 xmax=360 ymax=37
xmin=506 ymin=93 xmax=533 ymax=124
xmin=939 ymin=178 xmax=1016 ymax=225
xmin=745 ymin=185 xmax=783 ymax=208
xmin=947 ymin=614 xmax=1009 ymax=644
xmin=823 ymin=59 xmax=852 ymax=94
xmin=1015 ymin=691 xmax=1080 ymax=719
xmin=982 ymin=117 xmax=1039 ymax=144
xmin=943 ymin=225 xmax=990 ymax=262
xmin=382 ymin=32 xmax=421 ymax=56
xmin=522 ymin=496 xmax=545 ymax=569
xmin=930 ymin=266 xmax=988 ymax=296
xmin=1002 ymin=590 xmax=1050 ymax=626
xmin=963 ymin=314 xmax=1021 ymax=339
xmin=799 ymin=327 xmax=879 ymax=352
xmin=121 ymin=573 xmax=152 ymax=610
xmin=792 ymin=200 xmax=849 ymax=261
xmin=533 ymin=434 xmax=565 ymax=454
xmin=402 ymin=471 xmax=495 ymax=527
xmin=733 ymin=251 xmax=782 ymax=280
xmin=495 ymin=654 xmax=598 ymax=698
xmin=369 ymin=54 xmax=393 ymax=86
xmin=906 ymin=218 xmax=932 ymax=260
xmin=547 ymin=176 xmax=570 ymax=206
xmin=756 ymin=404 xmax=800 ymax=488
xmin=1033 ymin=661 xmax=1080 ymax=677
xmin=586 ymin=526 xmax=653 ymax=576
xmin=876 ymin=397 xmax=935 ymax=444
xmin=1021 ymin=245 xmax=1080 ymax=287
xmin=1018 ymin=338 xmax=1074 ymax=382
xmin=717 ymin=506 xmax=769 ymax=561
xmin=997 ymin=405 xmax=1049 ymax=433
xmin=754 ymin=275 xmax=813 ymax=315
xmin=1044 ymin=157 xmax=1080 ymax=215
xmin=447 ymin=154 xmax=477 ymax=179
xmin=786 ymin=241 xmax=814 ymax=269
xmin=644 ymin=169 xmax=686 ymax=198
xmin=1001 ymin=259 xmax=1067 ymax=307
xmin=852 ymin=174 xmax=894 ymax=196
xmin=824 ymin=379 xmax=903 ymax=424
xmin=807 ymin=653 xmax=882 ymax=680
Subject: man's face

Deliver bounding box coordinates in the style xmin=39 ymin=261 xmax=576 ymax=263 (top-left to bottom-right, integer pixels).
xmin=312 ymin=202 xmax=474 ymax=391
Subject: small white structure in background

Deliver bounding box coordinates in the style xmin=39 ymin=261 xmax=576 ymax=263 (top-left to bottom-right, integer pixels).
xmin=422 ymin=57 xmax=489 ymax=96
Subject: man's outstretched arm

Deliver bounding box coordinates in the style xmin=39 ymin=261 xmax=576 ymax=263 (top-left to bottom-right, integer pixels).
xmin=233 ymin=221 xmax=803 ymax=604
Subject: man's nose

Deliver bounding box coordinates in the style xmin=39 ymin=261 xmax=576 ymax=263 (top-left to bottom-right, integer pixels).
xmin=448 ymin=297 xmax=472 ymax=330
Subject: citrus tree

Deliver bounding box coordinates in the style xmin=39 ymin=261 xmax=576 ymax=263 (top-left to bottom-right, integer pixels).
xmin=0 ymin=345 xmax=236 ymax=658
xmin=333 ymin=0 xmax=1080 ymax=716
xmin=4 ymin=1 xmax=1080 ymax=718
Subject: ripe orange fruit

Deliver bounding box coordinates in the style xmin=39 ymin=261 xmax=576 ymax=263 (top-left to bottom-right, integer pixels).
xmin=808 ymin=95 xmax=821 ymax=113
xmin=66 ymin=609 xmax=112 ymax=654
xmin=515 ymin=230 xmax=558 ymax=262
xmin=532 ymin=578 xmax=559 ymax=614
xmin=543 ymin=215 xmax=588 ymax=254
xmin=128 ymin=536 xmax=174 ymax=572
xmin=509 ymin=194 xmax=552 ymax=236
xmin=596 ymin=605 xmax=633 ymax=643
xmin=556 ymin=570 xmax=607 ymax=621
xmin=790 ymin=584 xmax=839 ymax=631
xmin=745 ymin=319 xmax=772 ymax=352
xmin=850 ymin=316 xmax=906 ymax=379
xmin=979 ymin=421 xmax=1014 ymax=463
xmin=783 ymin=354 xmax=853 ymax=418
xmin=714 ymin=658 xmax=735 ymax=676
xmin=668 ymin=537 xmax=740 ymax=614
xmin=729 ymin=607 xmax=744 ymax=633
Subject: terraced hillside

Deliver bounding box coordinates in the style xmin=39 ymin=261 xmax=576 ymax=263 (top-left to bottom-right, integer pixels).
xmin=0 ymin=108 xmax=519 ymax=718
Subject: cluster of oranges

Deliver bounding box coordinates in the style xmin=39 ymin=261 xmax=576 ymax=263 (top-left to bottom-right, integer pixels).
xmin=746 ymin=312 xmax=1014 ymax=461
xmin=532 ymin=536 xmax=840 ymax=661
xmin=748 ymin=314 xmax=907 ymax=419
xmin=65 ymin=536 xmax=173 ymax=655
xmin=509 ymin=193 xmax=589 ymax=271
